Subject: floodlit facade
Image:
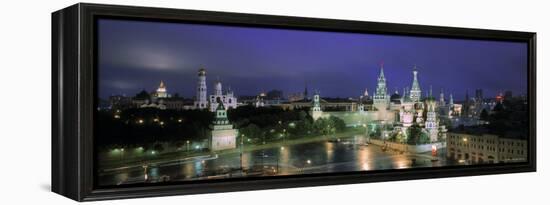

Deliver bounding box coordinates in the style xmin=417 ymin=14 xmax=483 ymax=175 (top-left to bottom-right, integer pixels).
xmin=210 ymin=102 xmax=238 ymax=151
xmin=209 ymin=79 xmax=238 ymax=112
xmin=447 ymin=132 xmax=527 ymax=163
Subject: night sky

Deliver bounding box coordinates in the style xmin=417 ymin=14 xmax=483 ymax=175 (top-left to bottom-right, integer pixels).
xmin=98 ymin=19 xmax=527 ymax=101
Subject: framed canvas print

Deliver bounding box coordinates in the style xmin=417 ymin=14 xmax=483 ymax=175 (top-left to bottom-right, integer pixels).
xmin=52 ymin=3 xmax=536 ymax=201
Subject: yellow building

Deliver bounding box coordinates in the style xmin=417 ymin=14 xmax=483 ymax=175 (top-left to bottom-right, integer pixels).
xmin=447 ymin=132 xmax=527 ymax=164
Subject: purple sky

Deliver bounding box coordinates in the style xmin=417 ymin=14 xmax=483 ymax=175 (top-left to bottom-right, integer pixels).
xmin=98 ymin=19 xmax=527 ymax=101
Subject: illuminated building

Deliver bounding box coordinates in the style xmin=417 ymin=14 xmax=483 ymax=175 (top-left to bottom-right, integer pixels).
xmin=209 ymin=79 xmax=237 ymax=112
xmin=373 ymin=64 xmax=390 ymax=112
xmin=425 ymin=88 xmax=439 ymax=142
xmin=154 ymin=80 xmax=169 ymax=98
xmin=311 ymin=91 xmax=323 ymax=120
xmin=194 ymin=68 xmax=209 ymax=109
xmin=447 ymin=132 xmax=527 ymax=164
xmin=210 ymin=102 xmax=238 ymax=151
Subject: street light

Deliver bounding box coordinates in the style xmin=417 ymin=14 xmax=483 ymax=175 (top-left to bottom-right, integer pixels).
xmin=301 ymin=159 xmax=312 ymax=173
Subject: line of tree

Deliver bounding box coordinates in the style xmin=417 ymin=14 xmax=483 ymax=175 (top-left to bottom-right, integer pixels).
xmin=96 ymin=105 xmax=348 ymax=150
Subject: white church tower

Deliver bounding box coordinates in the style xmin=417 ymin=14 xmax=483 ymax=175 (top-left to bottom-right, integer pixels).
xmin=214 ymin=79 xmax=222 ymax=96
xmin=409 ymin=66 xmax=422 ymax=102
xmin=425 ymin=87 xmax=439 ymax=142
xmin=194 ymin=68 xmax=208 ymax=109
xmin=311 ymin=91 xmax=323 ymax=121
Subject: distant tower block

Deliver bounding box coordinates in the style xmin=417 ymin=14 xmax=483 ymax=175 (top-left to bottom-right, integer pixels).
xmin=409 ymin=65 xmax=422 ymax=102
xmin=311 ymin=91 xmax=323 ymax=121
xmin=210 ymin=102 xmax=237 ymax=151
xmin=194 ymin=68 xmax=208 ymax=109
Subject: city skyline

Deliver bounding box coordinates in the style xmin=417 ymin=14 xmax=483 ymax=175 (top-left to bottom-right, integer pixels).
xmin=98 ymin=19 xmax=528 ymax=100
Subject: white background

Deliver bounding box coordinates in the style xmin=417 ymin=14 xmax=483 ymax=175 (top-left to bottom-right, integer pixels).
xmin=0 ymin=0 xmax=547 ymax=204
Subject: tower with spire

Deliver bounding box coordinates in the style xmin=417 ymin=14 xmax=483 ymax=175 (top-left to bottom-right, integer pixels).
xmin=409 ymin=65 xmax=422 ymax=102
xmin=439 ymin=88 xmax=446 ymax=106
xmin=425 ymin=86 xmax=439 ymax=142
xmin=373 ymin=64 xmax=390 ymax=111
xmin=210 ymin=102 xmax=238 ymax=151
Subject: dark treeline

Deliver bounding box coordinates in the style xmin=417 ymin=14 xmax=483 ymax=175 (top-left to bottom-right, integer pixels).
xmin=484 ymin=97 xmax=529 ymax=139
xmin=96 ymin=105 xmax=347 ymax=150
xmin=96 ymin=108 xmax=213 ymax=149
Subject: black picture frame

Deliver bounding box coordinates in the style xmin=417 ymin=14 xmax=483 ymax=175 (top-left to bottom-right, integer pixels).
xmin=52 ymin=3 xmax=536 ymax=201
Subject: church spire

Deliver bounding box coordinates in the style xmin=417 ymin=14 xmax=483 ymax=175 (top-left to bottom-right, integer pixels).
xmin=439 ymin=88 xmax=445 ymax=106
xmin=379 ymin=62 xmax=385 ymax=79
xmin=375 ymin=63 xmax=388 ymax=98
xmin=374 ymin=63 xmax=389 ymax=111
xmin=409 ymin=65 xmax=422 ymax=102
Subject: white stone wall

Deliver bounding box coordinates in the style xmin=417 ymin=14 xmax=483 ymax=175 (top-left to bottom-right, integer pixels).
xmin=211 ymin=129 xmax=237 ymax=151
